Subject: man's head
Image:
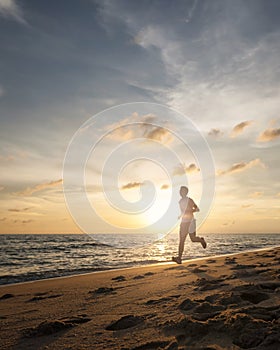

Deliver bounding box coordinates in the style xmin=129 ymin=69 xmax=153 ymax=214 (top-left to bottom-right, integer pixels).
xmin=180 ymin=186 xmax=188 ymax=197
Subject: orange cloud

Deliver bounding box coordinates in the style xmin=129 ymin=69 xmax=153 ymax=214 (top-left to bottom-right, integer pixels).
xmin=105 ymin=112 xmax=156 ymax=141
xmin=0 ymin=155 xmax=15 ymax=161
xmin=231 ymin=121 xmax=253 ymax=137
xmin=105 ymin=113 xmax=173 ymax=144
xmin=222 ymin=220 xmax=235 ymax=226
xmin=0 ymin=185 xmax=4 ymax=191
xmin=173 ymin=163 xmax=200 ymax=176
xmin=17 ymin=179 xmax=63 ymax=196
xmin=241 ymin=204 xmax=254 ymax=208
xmin=217 ymin=158 xmax=265 ymax=176
xmin=161 ymin=184 xmax=169 ymax=190
xmin=107 ymin=126 xmax=135 ymax=141
xmin=22 ymin=219 xmax=33 ymax=224
xmin=145 ymin=127 xmax=161 ymax=140
xmin=8 ymin=207 xmax=31 ymax=212
xmin=121 ymin=182 xmax=143 ymax=190
xmin=249 ymin=191 xmax=263 ymax=198
xmin=144 ymin=126 xmax=173 ymax=143
xmin=257 ymin=127 xmax=280 ymax=142
xmin=12 ymin=219 xmax=34 ymax=224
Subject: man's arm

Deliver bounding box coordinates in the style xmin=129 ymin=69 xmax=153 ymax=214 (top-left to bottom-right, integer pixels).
xmin=192 ymin=200 xmax=200 ymax=212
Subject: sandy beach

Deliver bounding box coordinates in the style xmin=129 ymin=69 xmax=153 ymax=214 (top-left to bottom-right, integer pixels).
xmin=0 ymin=247 xmax=279 ymax=350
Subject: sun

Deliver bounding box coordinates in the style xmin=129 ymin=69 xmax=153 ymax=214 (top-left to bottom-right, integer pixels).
xmin=142 ymin=191 xmax=179 ymax=231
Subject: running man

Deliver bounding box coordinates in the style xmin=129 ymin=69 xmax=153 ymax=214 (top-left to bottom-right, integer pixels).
xmin=172 ymin=186 xmax=207 ymax=264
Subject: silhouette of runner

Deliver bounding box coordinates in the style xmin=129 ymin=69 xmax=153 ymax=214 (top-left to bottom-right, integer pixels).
xmin=172 ymin=186 xmax=206 ymax=264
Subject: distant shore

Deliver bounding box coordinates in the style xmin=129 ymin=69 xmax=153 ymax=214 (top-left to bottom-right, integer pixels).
xmin=1 ymin=247 xmax=280 ymax=349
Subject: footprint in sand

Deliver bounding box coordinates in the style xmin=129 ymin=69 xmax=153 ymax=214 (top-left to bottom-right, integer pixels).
xmin=179 ymin=297 xmax=225 ymax=317
xmin=188 ymin=263 xmax=198 ymax=267
xmin=191 ymin=267 xmax=207 ymax=274
xmin=146 ymin=295 xmax=180 ymax=306
xmin=258 ymin=281 xmax=280 ymax=291
xmin=206 ymin=259 xmax=216 ymax=264
xmin=129 ymin=273 xmax=154 ymax=280
xmin=179 ymin=298 xmax=198 ymax=311
xmin=133 ymin=275 xmax=145 ymax=280
xmin=232 ymin=284 xmax=270 ymax=304
xmin=27 ymin=294 xmax=63 ymax=302
xmin=130 ymin=340 xmax=172 ymax=350
xmin=144 ymin=272 xmax=154 ymax=276
xmin=256 ymin=268 xmax=272 ymax=275
xmin=194 ymin=278 xmax=228 ymax=291
xmin=191 ymin=302 xmax=226 ymax=321
xmin=231 ymin=263 xmax=257 ymax=270
xmin=34 ymin=292 xmax=49 ymax=296
xmin=166 ymin=300 xmax=278 ymax=349
xmin=23 ymin=315 xmax=91 ymax=337
xmin=105 ymin=315 xmax=144 ymax=331
xmin=205 ymin=292 xmax=244 ymax=307
xmin=89 ymin=287 xmax=115 ymax=295
xmin=225 ymin=257 xmax=236 ymax=265
xmin=0 ymin=293 xmax=15 ymax=300
xmin=112 ymin=275 xmax=126 ymax=282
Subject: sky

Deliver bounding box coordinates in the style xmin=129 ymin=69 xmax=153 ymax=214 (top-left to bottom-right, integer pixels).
xmin=0 ymin=0 xmax=279 ymax=235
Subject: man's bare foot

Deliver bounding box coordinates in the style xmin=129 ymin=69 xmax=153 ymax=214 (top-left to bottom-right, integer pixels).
xmin=172 ymin=256 xmax=182 ymax=264
xmin=201 ymin=237 xmax=207 ymax=249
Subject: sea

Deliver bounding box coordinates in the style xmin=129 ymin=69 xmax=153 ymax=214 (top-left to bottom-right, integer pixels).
xmin=0 ymin=233 xmax=280 ymax=286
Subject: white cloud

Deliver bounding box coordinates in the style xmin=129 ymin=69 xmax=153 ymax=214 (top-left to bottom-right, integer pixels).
xmin=0 ymin=0 xmax=27 ymax=24
xmin=185 ymin=0 xmax=198 ymax=23
xmin=119 ymin=4 xmax=280 ymax=131
xmin=134 ymin=25 xmax=183 ymax=76
xmin=166 ymin=29 xmax=280 ymax=129
xmin=98 ymin=2 xmax=280 ymax=131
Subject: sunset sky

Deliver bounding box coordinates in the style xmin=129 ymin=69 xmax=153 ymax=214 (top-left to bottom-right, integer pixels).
xmin=0 ymin=0 xmax=279 ymax=235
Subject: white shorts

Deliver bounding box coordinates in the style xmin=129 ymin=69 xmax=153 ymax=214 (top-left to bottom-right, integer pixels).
xmin=189 ymin=219 xmax=196 ymax=234
xmin=180 ymin=219 xmax=196 ymax=235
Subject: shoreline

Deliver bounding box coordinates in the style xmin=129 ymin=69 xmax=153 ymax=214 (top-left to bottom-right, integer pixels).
xmin=1 ymin=244 xmax=279 ymax=288
xmin=1 ymin=246 xmax=279 ymax=349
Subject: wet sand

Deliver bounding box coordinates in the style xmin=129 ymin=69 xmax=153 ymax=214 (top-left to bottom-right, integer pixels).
xmin=0 ymin=247 xmax=280 ymax=350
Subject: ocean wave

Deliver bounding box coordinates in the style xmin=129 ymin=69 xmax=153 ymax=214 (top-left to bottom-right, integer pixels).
xmin=0 ymin=233 xmax=279 ymax=285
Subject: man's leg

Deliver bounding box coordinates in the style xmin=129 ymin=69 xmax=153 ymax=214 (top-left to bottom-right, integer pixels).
xmin=178 ymin=232 xmax=188 ymax=260
xmin=173 ymin=222 xmax=191 ymax=264
xmin=178 ymin=222 xmax=190 ymax=259
xmin=189 ymin=232 xmax=207 ymax=249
